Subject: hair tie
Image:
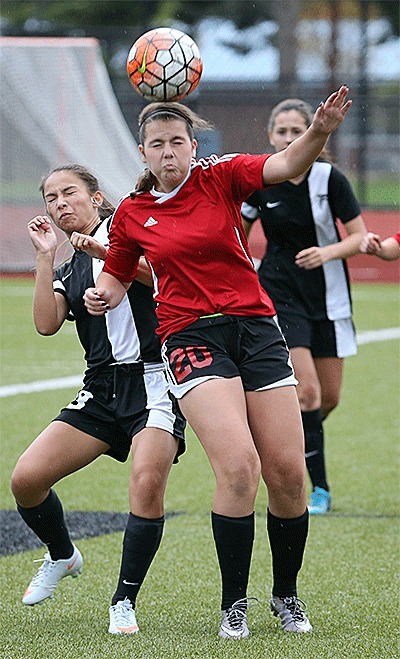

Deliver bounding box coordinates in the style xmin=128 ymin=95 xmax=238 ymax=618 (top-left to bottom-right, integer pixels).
xmin=139 ymin=107 xmax=193 ymax=128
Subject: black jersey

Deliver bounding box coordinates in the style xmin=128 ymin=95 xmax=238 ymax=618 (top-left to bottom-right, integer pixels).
xmin=53 ymin=218 xmax=160 ymax=371
xmin=241 ymin=161 xmax=361 ymax=321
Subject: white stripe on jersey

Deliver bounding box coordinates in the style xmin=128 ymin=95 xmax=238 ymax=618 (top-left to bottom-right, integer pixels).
xmin=234 ymin=226 xmax=255 ymax=266
xmin=333 ymin=318 xmax=357 ymax=357
xmin=308 ymin=163 xmax=352 ymax=320
xmin=192 ymin=153 xmax=240 ymax=170
xmin=147 ymin=260 xmax=159 ymax=298
xmin=92 ymin=221 xmax=141 ymax=363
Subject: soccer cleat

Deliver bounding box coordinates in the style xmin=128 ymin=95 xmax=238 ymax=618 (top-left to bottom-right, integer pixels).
xmin=308 ymin=486 xmax=332 ymax=515
xmin=270 ymin=595 xmax=313 ymax=633
xmin=22 ymin=545 xmax=83 ymax=605
xmin=218 ymin=597 xmax=258 ymax=639
xmin=109 ymin=598 xmax=139 ymax=635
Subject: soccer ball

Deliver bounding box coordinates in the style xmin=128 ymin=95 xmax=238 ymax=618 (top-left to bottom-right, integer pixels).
xmin=127 ymin=27 xmax=203 ymax=102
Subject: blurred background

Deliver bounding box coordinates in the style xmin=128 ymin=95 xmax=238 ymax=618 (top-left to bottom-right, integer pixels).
xmin=0 ymin=0 xmax=399 ymax=277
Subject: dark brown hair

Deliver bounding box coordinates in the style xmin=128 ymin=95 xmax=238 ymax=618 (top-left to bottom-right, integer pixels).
xmin=39 ymin=164 xmax=115 ymax=219
xmin=133 ymin=103 xmax=214 ymax=197
xmin=138 ymin=101 xmax=213 ymax=144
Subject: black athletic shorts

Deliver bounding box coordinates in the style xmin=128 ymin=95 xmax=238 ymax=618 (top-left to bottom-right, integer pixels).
xmin=162 ymin=314 xmax=297 ymax=399
xmin=54 ymin=362 xmax=186 ymax=463
xmin=275 ymin=308 xmax=357 ymax=358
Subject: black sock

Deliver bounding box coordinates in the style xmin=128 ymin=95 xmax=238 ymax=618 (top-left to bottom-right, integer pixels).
xmin=302 ymin=409 xmax=329 ymax=491
xmin=211 ymin=511 xmax=254 ymax=611
xmin=111 ymin=513 xmax=164 ymax=607
xmin=17 ymin=489 xmax=74 ymax=560
xmin=267 ymin=509 xmax=309 ymax=598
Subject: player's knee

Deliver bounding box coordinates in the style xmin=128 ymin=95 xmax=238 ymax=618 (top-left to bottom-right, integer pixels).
xmin=10 ymin=457 xmax=39 ymax=501
xmin=265 ymin=459 xmax=306 ymax=501
xmin=130 ymin=466 xmax=166 ymax=505
xmin=298 ymin=382 xmax=320 ymax=411
xmin=222 ymin=453 xmax=261 ymax=501
xmin=285 ymin=471 xmax=306 ymax=501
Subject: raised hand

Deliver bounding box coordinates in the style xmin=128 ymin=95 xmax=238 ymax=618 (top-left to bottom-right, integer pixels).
xmin=27 ymin=216 xmax=57 ymax=255
xmin=70 ymin=231 xmax=108 ymax=260
xmin=312 ymin=86 xmax=352 ymax=136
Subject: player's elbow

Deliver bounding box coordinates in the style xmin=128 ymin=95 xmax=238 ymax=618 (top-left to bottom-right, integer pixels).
xmin=35 ymin=326 xmax=57 ymax=336
xmin=34 ymin=320 xmax=61 ymax=335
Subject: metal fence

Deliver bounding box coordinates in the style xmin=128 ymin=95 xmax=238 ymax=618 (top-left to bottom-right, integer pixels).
xmin=112 ymin=77 xmax=399 ymax=210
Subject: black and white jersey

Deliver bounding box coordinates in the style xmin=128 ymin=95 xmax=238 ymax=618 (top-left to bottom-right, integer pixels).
xmin=53 ymin=218 xmax=160 ymax=371
xmin=241 ymin=161 xmax=361 ymax=321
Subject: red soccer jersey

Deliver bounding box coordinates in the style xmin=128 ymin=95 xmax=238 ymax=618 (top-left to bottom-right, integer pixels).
xmin=104 ymin=153 xmax=276 ymax=342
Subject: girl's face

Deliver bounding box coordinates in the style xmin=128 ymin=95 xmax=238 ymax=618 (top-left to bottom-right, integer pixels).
xmin=268 ymin=110 xmax=308 ymax=153
xmin=139 ymin=118 xmax=197 ymax=193
xmin=43 ymin=171 xmax=102 ymax=236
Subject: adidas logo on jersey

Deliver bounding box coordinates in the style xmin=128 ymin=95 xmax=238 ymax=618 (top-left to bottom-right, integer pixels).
xmin=144 ymin=216 xmax=158 ymax=227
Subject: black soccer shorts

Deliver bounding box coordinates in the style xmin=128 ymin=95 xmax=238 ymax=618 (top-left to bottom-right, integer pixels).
xmin=275 ymin=309 xmax=357 ymax=358
xmin=162 ymin=314 xmax=297 ymax=399
xmin=54 ymin=361 xmax=186 ymax=462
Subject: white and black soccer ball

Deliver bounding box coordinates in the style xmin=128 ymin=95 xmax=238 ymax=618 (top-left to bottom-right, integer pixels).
xmin=127 ymin=27 xmax=203 ymax=102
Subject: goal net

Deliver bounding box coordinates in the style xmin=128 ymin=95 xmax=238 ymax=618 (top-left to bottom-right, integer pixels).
xmin=0 ymin=37 xmax=144 ymax=272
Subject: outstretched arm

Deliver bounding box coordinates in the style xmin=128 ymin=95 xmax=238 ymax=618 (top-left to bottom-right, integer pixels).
xmin=263 ymin=86 xmax=351 ymax=185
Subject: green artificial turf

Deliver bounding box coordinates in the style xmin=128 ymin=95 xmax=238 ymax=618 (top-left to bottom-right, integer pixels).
xmin=0 ymin=280 xmax=399 ymax=658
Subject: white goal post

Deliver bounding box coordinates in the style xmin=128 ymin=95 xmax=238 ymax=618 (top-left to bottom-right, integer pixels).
xmin=0 ymin=37 xmax=144 ymax=271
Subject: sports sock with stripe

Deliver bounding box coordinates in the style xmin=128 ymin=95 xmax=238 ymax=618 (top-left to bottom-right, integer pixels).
xmin=302 ymin=409 xmax=329 ymax=491
xmin=111 ymin=513 xmax=164 ymax=607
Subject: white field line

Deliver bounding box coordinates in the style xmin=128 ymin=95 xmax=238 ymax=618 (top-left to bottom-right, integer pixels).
xmin=356 ymin=327 xmax=400 ymax=345
xmin=0 ymin=327 xmax=399 ymax=399
xmin=0 ymin=375 xmax=82 ymax=398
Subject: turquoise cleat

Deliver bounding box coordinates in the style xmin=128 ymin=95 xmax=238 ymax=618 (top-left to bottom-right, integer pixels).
xmin=308 ymin=486 xmax=332 ymax=515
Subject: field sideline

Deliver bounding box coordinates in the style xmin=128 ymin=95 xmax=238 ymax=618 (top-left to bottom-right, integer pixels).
xmin=0 ymin=279 xmax=399 ymax=658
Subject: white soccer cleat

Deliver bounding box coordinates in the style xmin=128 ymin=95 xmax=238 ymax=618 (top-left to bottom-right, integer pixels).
xmin=270 ymin=595 xmax=313 ymax=632
xmin=219 ymin=597 xmax=258 ymax=639
xmin=22 ymin=545 xmax=83 ymax=605
xmin=109 ymin=598 xmax=139 ymax=635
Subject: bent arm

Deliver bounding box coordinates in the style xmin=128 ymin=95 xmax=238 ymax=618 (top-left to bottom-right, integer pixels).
xmin=136 ymin=256 xmax=153 ymax=287
xmin=71 ymin=232 xmax=153 ymax=287
xmin=375 ymin=236 xmax=400 ymax=261
xmin=70 ymin=232 xmax=108 ymax=260
xmin=33 ymin=253 xmax=69 ymax=334
xmin=360 ymin=233 xmax=400 ymax=261
xmin=295 ymin=215 xmax=366 ymax=270
xmin=27 ymin=215 xmax=69 ymax=334
xmin=263 ymin=86 xmax=351 ymax=185
xmin=321 ymin=215 xmax=367 ymax=260
xmin=84 ymin=271 xmax=130 ymax=316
